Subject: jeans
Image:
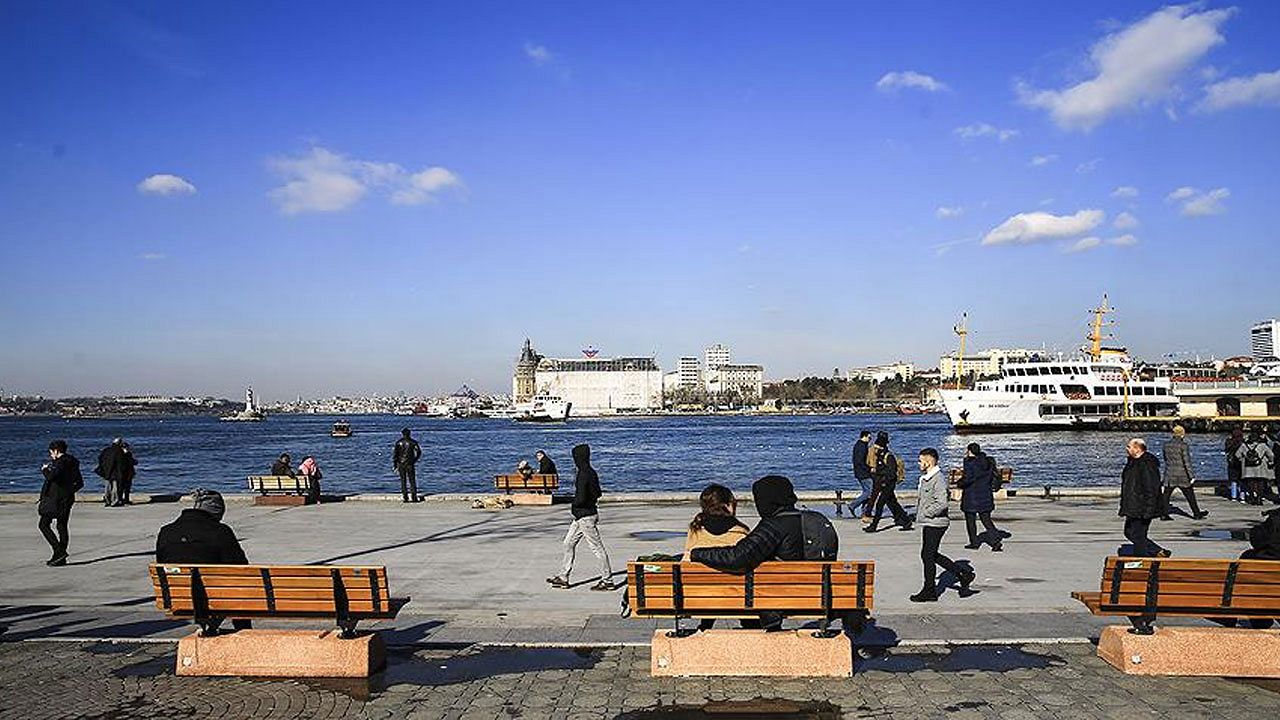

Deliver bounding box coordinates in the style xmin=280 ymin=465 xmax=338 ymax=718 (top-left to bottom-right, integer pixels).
xmin=561 ymin=514 xmax=612 ymax=582
xmin=1161 ymin=486 xmax=1201 ymax=516
xmin=38 ymin=508 xmax=71 ymax=556
xmin=920 ymin=525 xmax=962 ymax=594
xmin=398 ymin=465 xmax=418 ymax=502
xmin=1123 ymin=517 xmax=1164 ymax=557
xmin=964 ymin=511 xmax=1001 ymax=548
xmin=870 ymin=481 xmax=910 ymax=527
xmin=850 ymin=475 xmax=874 ymax=517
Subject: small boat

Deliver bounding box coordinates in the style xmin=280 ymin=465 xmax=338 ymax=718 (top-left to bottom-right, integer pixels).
xmin=330 ymin=420 xmax=352 ymax=438
xmin=514 ymin=394 xmax=571 ymax=422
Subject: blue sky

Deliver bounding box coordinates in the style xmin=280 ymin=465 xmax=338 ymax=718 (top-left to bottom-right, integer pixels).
xmin=1 ymin=1 xmax=1277 ymax=399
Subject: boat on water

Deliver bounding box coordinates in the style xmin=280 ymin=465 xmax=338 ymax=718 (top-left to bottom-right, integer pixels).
xmin=330 ymin=420 xmax=352 ymax=437
xmin=938 ymin=296 xmax=1179 ymax=432
xmin=514 ymin=394 xmax=571 ymax=422
xmin=220 ymin=387 xmax=265 ymax=422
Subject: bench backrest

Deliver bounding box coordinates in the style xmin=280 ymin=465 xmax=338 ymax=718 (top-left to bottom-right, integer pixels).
xmin=494 ymin=473 xmax=559 ymax=492
xmin=1093 ymin=556 xmax=1280 ymax=618
xmin=148 ymin=563 xmax=396 ymax=619
xmin=627 ymin=560 xmax=874 ymax=618
xmin=247 ymin=475 xmax=310 ymax=494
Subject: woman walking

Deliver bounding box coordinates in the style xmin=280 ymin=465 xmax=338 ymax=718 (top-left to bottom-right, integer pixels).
xmin=959 ymin=443 xmax=1004 ymax=551
xmin=1160 ymin=426 xmax=1207 ymax=520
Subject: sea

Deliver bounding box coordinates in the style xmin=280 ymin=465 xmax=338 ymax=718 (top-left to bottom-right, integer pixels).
xmin=0 ymin=414 xmax=1236 ymax=496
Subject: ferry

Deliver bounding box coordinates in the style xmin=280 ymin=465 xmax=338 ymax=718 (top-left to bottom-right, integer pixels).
xmin=939 ymin=297 xmax=1179 ymax=432
xmin=514 ymin=393 xmax=572 ymax=422
xmin=330 ymin=420 xmax=352 ymax=438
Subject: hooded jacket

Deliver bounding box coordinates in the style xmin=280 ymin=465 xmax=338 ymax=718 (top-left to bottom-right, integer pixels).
xmin=156 ymin=508 xmax=249 ymax=565
xmin=39 ymin=454 xmax=82 ymax=517
xmin=688 ymin=476 xmax=805 ymax=572
xmin=1120 ymin=451 xmax=1162 ymax=519
xmin=958 ymin=454 xmax=997 ymax=513
xmin=570 ymin=444 xmax=601 ymax=519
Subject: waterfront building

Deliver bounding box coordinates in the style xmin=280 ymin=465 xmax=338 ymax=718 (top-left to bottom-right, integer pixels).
xmin=678 ymin=356 xmax=701 ymax=389
xmin=513 ymin=339 xmax=541 ymax=403
xmin=938 ymin=348 xmax=1035 ymax=379
xmin=705 ymin=343 xmax=731 ymax=370
xmin=847 ymin=362 xmax=915 ymax=383
xmin=514 ymin=340 xmax=663 ymax=415
xmin=705 ymin=363 xmax=764 ymax=402
xmin=1252 ymin=319 xmax=1280 ymax=361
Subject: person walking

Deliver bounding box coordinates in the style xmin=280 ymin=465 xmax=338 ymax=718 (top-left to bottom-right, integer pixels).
xmin=959 ymin=443 xmax=1004 ymax=551
xmin=1225 ymin=428 xmax=1244 ymax=502
xmin=38 ymin=440 xmax=82 ymax=566
xmin=863 ymin=431 xmax=911 ymax=533
xmin=910 ymin=448 xmax=975 ymax=603
xmin=1236 ymin=430 xmax=1277 ymax=506
xmin=392 ymin=428 xmax=422 ymax=503
xmin=546 ymin=444 xmax=614 ymax=591
xmin=94 ymin=438 xmax=134 ymax=507
xmin=1160 ymin=426 xmax=1207 ymax=520
xmin=850 ymin=430 xmax=874 ymax=522
xmin=1120 ymin=438 xmax=1169 ymax=558
xmin=156 ymin=489 xmax=252 ymax=632
xmin=535 ymin=450 xmax=557 ymax=476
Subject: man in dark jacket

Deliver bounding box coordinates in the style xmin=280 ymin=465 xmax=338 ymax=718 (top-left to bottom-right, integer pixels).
xmin=535 ymin=450 xmax=557 ymax=476
xmin=39 ymin=440 xmax=82 ymax=566
xmin=156 ymin=489 xmax=251 ymax=631
xmin=1120 ymin=438 xmax=1169 ymax=558
xmin=850 ymin=431 xmax=874 ymax=522
xmin=864 ymin=431 xmax=912 ymax=533
xmin=270 ymin=452 xmax=295 ymax=478
xmin=547 ymin=444 xmax=613 ymax=591
xmin=392 ymin=429 xmax=423 ymax=503
xmin=95 ymin=438 xmax=135 ymax=507
xmin=959 ymin=443 xmax=1003 ymax=551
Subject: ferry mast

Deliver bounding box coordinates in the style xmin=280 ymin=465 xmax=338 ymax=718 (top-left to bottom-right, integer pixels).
xmin=952 ymin=313 xmax=968 ymax=389
xmin=1086 ymin=294 xmax=1115 ymax=360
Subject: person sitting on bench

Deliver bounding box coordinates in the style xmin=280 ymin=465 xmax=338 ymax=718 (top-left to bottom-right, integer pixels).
xmin=270 ymin=453 xmax=295 ymax=478
xmin=1214 ymin=514 xmax=1280 ymax=630
xmin=156 ymin=489 xmax=251 ymax=632
xmin=684 ymin=483 xmax=750 ymax=631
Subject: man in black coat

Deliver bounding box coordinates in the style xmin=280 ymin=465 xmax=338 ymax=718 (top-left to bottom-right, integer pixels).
xmin=39 ymin=440 xmax=82 ymax=566
xmin=392 ymin=429 xmax=423 ymax=503
xmin=535 ymin=450 xmax=557 ymax=476
xmin=156 ymin=489 xmax=251 ymax=632
xmin=547 ymin=444 xmax=614 ymax=591
xmin=1120 ymin=438 xmax=1169 ymax=558
xmin=95 ymin=438 xmax=136 ymax=507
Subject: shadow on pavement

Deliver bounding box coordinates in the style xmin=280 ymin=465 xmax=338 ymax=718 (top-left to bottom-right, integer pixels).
xmin=856 ymin=644 xmax=1066 ymax=673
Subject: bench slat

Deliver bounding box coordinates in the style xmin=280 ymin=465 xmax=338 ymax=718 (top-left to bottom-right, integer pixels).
xmin=626 ymin=560 xmax=874 ymax=618
xmin=1075 ymin=556 xmax=1280 ymax=620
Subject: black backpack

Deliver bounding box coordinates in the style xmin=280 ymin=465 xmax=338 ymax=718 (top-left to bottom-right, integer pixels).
xmin=782 ymin=508 xmax=839 ymax=560
xmin=1244 ymin=443 xmax=1262 ymax=468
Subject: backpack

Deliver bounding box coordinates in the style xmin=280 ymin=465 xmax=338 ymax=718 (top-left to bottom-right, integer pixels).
xmin=1244 ymin=443 xmax=1262 ymax=468
xmin=784 ymin=508 xmax=839 ymax=561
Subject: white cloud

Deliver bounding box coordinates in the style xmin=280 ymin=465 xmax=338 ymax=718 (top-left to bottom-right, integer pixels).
xmin=138 ymin=252 xmax=166 ymax=261
xmin=1029 ymin=154 xmax=1058 ymax=167
xmin=982 ymin=209 xmax=1105 ymax=246
xmin=267 ymin=147 xmax=461 ymax=215
xmin=1111 ymin=185 xmax=1140 ymax=199
xmin=936 ymin=205 xmax=964 ymax=219
xmin=1113 ymin=211 xmax=1140 ymax=230
xmin=1108 ymin=234 xmax=1139 ymax=246
xmin=1017 ymin=6 xmax=1234 ymax=130
xmin=1171 ymin=187 xmax=1230 ymax=216
xmin=954 ymin=123 xmax=1018 ymax=142
xmin=876 ymin=70 xmax=948 ymax=93
xmin=523 ymin=42 xmax=553 ymax=65
xmin=1039 ymin=198 xmax=1055 ymax=206
xmin=137 ymin=173 xmax=196 ymax=196
xmin=1199 ymin=68 xmax=1280 ymax=112
xmin=1065 ymin=236 xmax=1102 ymax=253
xmin=1076 ymin=158 xmax=1102 ymax=174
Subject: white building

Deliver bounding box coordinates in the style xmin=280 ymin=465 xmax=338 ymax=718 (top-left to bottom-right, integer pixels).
xmin=532 ymin=355 xmax=664 ymax=416
xmin=705 ymin=343 xmax=731 ymax=370
xmin=848 ymin=362 xmax=915 ymax=383
xmin=706 ymin=363 xmax=764 ymax=402
xmin=1252 ymin=319 xmax=1280 ymax=360
xmin=938 ymin=348 xmax=1035 ymax=379
xmin=678 ymin=356 xmax=702 ymax=389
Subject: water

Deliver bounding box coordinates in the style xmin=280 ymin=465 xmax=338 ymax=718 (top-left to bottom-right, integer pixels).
xmin=0 ymin=414 xmax=1236 ymax=495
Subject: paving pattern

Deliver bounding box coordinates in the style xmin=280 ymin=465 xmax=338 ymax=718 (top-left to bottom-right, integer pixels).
xmin=3 ymin=639 xmax=1279 ymax=719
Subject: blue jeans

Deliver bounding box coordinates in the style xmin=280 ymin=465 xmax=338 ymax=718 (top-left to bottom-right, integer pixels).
xmin=850 ymin=475 xmax=873 ymax=517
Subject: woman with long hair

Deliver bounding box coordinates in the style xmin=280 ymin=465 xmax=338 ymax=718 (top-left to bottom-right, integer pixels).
xmin=685 ymin=483 xmax=749 ymax=552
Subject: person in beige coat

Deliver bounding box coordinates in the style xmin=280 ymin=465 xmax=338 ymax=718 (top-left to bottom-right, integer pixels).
xmin=685 ymin=483 xmax=749 ymax=630
xmin=1160 ymin=426 xmax=1207 ymax=520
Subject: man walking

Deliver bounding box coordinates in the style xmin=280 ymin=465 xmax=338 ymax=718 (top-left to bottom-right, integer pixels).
xmin=1120 ymin=438 xmax=1169 ymax=558
xmin=94 ymin=438 xmax=135 ymax=507
xmin=392 ymin=428 xmax=422 ymax=503
xmin=910 ymin=448 xmax=975 ymax=602
xmin=863 ymin=431 xmax=912 ymax=532
xmin=1160 ymin=426 xmax=1207 ymax=520
xmin=38 ymin=440 xmax=82 ymax=566
xmin=546 ymin=443 xmax=614 ymax=591
xmin=850 ymin=430 xmax=874 ymax=522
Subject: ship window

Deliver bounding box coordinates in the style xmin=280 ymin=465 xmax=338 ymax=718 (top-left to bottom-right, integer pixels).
xmin=1049 ymin=366 xmax=1061 ymax=375
xmin=1094 ymin=387 xmax=1105 ymax=395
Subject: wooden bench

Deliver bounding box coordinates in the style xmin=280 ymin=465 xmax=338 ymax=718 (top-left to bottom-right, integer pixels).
xmin=1072 ymin=556 xmax=1280 ymax=635
xmin=248 ymin=475 xmax=315 ymax=505
xmin=494 ymin=473 xmax=559 ymax=494
xmin=627 ymin=560 xmax=874 ymax=637
xmin=149 ymin=563 xmax=409 ymax=638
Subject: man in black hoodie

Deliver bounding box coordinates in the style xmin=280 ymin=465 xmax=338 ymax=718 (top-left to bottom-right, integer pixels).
xmin=156 ymin=489 xmax=252 ymax=632
xmin=547 ymin=444 xmax=614 ymax=591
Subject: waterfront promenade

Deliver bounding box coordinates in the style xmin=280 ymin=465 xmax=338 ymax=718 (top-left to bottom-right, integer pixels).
xmin=2 ymin=492 xmax=1279 ymax=718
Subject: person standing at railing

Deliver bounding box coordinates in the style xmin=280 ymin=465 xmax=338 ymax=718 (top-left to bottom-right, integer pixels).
xmin=1236 ymin=430 xmax=1277 ymax=506
xmin=392 ymin=428 xmax=422 ymax=503
xmin=1225 ymin=429 xmax=1244 ymax=502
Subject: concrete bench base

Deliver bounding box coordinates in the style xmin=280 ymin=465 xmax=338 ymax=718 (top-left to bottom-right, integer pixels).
xmin=650 ymin=629 xmax=852 ymax=677
xmin=1097 ymin=625 xmax=1280 ymax=676
xmin=176 ymin=629 xmax=385 ymax=677
xmin=509 ymin=493 xmax=553 ymax=505
xmin=254 ymin=495 xmax=311 ymax=506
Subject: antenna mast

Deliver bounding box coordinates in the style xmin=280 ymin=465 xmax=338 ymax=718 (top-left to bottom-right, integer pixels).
xmin=1086 ymin=294 xmax=1114 ymax=360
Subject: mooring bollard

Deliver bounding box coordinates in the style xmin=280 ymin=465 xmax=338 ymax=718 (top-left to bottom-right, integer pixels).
xmin=834 ymin=489 xmax=844 ymax=517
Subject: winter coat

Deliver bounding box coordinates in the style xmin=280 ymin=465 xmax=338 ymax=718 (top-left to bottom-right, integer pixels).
xmin=851 ymin=439 xmax=871 ymax=480
xmin=95 ymin=443 xmax=132 ymax=482
xmin=538 ymin=455 xmax=558 ymax=475
xmin=868 ymin=444 xmax=903 ymax=487
xmin=570 ymin=444 xmax=602 ymax=519
xmin=1120 ymin=452 xmax=1163 ymax=519
xmin=270 ymin=459 xmax=295 ymax=477
xmin=916 ymin=466 xmax=950 ymax=528
xmin=1161 ymin=436 xmax=1194 ymax=488
xmin=684 ymin=514 xmax=750 ymax=553
xmin=689 ymin=476 xmax=806 ymax=572
xmin=1236 ymin=441 xmax=1275 ymax=480
xmin=1242 ymin=514 xmax=1280 ymax=561
xmin=39 ymin=454 xmax=82 ymax=517
xmin=155 ymin=509 xmax=249 ymax=565
xmin=959 ymin=454 xmax=997 ymax=513
xmin=392 ymin=438 xmax=422 ymax=469
xmin=1225 ymin=434 xmax=1244 ymax=480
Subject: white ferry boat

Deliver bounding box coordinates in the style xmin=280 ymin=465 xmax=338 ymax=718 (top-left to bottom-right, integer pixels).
xmin=939 ymin=298 xmax=1179 ymax=432
xmin=514 ymin=394 xmax=571 ymax=422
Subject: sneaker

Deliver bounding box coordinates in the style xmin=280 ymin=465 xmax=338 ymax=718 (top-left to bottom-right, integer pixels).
xmin=46 ymin=553 xmax=67 ymax=567
xmin=1194 ymin=511 xmax=1210 ymax=519
xmin=909 ymin=590 xmax=938 ymax=603
xmin=862 ymin=525 xmax=879 ymax=533
xmin=897 ymin=523 xmax=913 ymax=532
xmin=546 ymin=576 xmax=570 ymax=588
xmin=991 ymin=544 xmax=1004 ymax=553
xmin=590 ymin=581 xmax=616 ymax=592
